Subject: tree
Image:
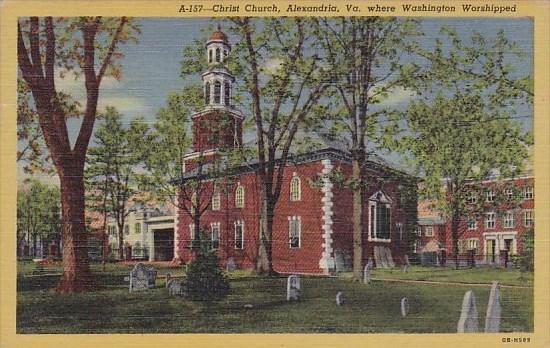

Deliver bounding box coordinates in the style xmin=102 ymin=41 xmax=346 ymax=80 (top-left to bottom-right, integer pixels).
xmin=313 ymin=17 xmax=421 ymax=279
xmin=393 ymin=27 xmax=533 ymax=269
xmin=224 ymin=18 xmax=327 ymax=275
xmin=17 ymin=179 xmax=61 ymax=258
xmin=86 ymin=107 xmax=149 ymax=260
xmin=17 ymin=17 xmax=139 ymax=292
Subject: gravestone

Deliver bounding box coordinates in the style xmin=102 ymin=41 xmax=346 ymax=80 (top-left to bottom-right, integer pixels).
xmin=457 ymin=290 xmax=479 ymax=333
xmin=402 ymin=254 xmax=411 ymax=273
xmin=363 ymin=262 xmax=372 ymax=284
xmin=125 ymin=263 xmax=157 ymax=292
xmin=374 ymin=246 xmax=384 ymax=268
xmin=336 ymin=291 xmax=344 ymax=306
xmin=166 ymin=278 xmax=183 ymax=296
xmin=226 ymin=257 xmax=236 ymax=272
xmin=334 ymin=250 xmax=345 ymax=273
xmin=484 ymin=282 xmax=502 ymax=333
xmin=287 ymin=275 xmax=301 ymax=301
xmin=400 ymin=297 xmax=409 ymax=317
xmin=386 ymin=247 xmax=395 ymax=268
xmin=165 ymin=273 xmax=171 ymax=288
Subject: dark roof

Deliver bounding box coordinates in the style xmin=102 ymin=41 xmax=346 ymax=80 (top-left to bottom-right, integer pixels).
xmin=177 ymin=147 xmax=416 ymax=184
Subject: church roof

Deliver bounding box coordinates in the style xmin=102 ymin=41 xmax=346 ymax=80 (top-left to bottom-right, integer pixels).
xmin=177 ymin=147 xmax=416 ymax=184
xmin=208 ymin=29 xmax=228 ymax=43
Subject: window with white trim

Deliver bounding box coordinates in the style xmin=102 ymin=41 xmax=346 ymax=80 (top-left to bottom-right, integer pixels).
xmin=467 ymin=238 xmax=480 ymax=254
xmin=523 ymin=186 xmax=533 ymax=200
xmin=485 ymin=189 xmax=496 ymax=202
xmin=211 ymin=222 xmax=220 ymax=250
xmin=467 ymin=218 xmax=478 ymax=230
xmin=523 ymin=210 xmax=534 ymax=227
xmin=368 ymin=191 xmax=392 ymax=242
xmin=234 ymin=220 xmax=244 ymax=249
xmin=485 ymin=212 xmax=496 ymax=229
xmin=505 ymin=187 xmax=514 ymax=200
xmin=289 ymin=216 xmax=301 ymax=248
xmin=235 ymin=184 xmax=245 ymax=208
xmin=135 ymin=223 xmax=141 ymax=234
xmin=425 ymin=226 xmax=434 ymax=237
xmin=108 ymin=225 xmax=116 ymax=236
xmin=467 ymin=192 xmax=478 ymax=204
xmin=214 ymin=81 xmax=221 ymax=104
xmin=503 ymin=211 xmax=515 ymax=228
xmin=211 ymin=183 xmax=221 ymax=211
xmin=396 ymin=222 xmax=403 ymax=241
xmin=290 ymin=174 xmax=301 ymax=201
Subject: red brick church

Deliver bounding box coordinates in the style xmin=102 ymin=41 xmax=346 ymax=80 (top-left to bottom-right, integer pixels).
xmin=175 ymin=29 xmax=417 ymax=274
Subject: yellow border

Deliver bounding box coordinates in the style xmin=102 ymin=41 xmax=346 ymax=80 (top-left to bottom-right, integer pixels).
xmin=1 ymin=1 xmax=549 ymax=347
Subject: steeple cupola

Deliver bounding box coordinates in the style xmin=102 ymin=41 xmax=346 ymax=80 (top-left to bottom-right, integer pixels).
xmin=203 ymin=26 xmax=234 ymax=107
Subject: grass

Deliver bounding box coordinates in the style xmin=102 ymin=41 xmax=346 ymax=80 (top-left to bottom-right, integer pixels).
xmin=16 ymin=262 xmax=533 ymax=334
xmin=364 ymin=266 xmax=534 ymax=287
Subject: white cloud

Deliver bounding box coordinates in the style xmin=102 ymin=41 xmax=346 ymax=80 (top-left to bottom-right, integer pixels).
xmin=97 ymin=96 xmax=148 ymax=115
xmin=376 ymin=86 xmax=417 ymax=106
xmin=55 ymin=71 xmax=121 ymax=95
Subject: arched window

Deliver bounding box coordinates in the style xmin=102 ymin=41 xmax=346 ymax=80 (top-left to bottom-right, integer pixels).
xmin=224 ymin=82 xmax=231 ymax=106
xmin=235 ymin=184 xmax=244 ymax=208
xmin=214 ymin=81 xmax=221 ymax=104
xmin=215 ymin=48 xmax=221 ymax=62
xmin=368 ymin=191 xmax=392 ymax=242
xmin=208 ymin=49 xmax=213 ymax=63
xmin=205 ymin=82 xmax=211 ymax=105
xmin=290 ymin=175 xmax=301 ymax=201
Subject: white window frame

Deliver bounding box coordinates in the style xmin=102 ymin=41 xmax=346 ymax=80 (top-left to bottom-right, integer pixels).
xmin=289 ymin=174 xmax=301 ymax=202
xmin=211 ymin=184 xmax=221 ymax=211
xmin=368 ymin=191 xmax=392 ymax=243
xmin=211 ymin=222 xmax=220 ymax=250
xmin=467 ymin=238 xmax=480 ymax=253
xmin=288 ymin=216 xmax=301 ymax=248
xmin=424 ymin=226 xmax=434 ymax=237
xmin=505 ymin=187 xmax=514 ymax=200
xmin=523 ymin=186 xmax=533 ymax=200
xmin=396 ymin=222 xmax=403 ymax=241
xmin=485 ymin=189 xmax=496 ymax=203
xmin=135 ymin=222 xmax=141 ymax=234
xmin=523 ymin=210 xmax=534 ymax=227
xmin=468 ymin=218 xmax=478 ymax=230
xmin=467 ymin=192 xmax=478 ymax=204
xmin=234 ymin=220 xmax=244 ymax=250
xmin=235 ymin=184 xmax=245 ymax=208
xmin=485 ymin=212 xmax=496 ymax=229
xmin=503 ymin=210 xmax=515 ymax=229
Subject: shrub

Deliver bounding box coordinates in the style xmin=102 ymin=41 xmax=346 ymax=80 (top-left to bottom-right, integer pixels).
xmin=519 ymin=229 xmax=534 ymax=272
xmin=183 ymin=247 xmax=230 ymax=302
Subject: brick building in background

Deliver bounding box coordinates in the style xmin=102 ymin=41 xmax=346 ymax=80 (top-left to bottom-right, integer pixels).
xmin=417 ymin=175 xmax=534 ymax=266
xmin=175 ymin=29 xmax=418 ymax=274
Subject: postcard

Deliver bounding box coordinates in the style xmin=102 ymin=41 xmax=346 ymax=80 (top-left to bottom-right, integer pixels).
xmin=1 ymin=1 xmax=549 ymax=347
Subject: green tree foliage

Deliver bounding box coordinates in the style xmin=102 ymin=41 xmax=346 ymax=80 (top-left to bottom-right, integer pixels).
xmin=183 ymin=230 xmax=230 ymax=302
xmin=17 ymin=17 xmax=140 ymax=292
xmin=391 ymin=28 xmax=533 ymax=269
xmin=17 ymin=179 xmax=61 ymax=257
xmin=519 ymin=229 xmax=534 ymax=272
xmin=313 ymin=17 xmax=421 ymax=278
xmin=86 ymin=107 xmax=149 ymax=260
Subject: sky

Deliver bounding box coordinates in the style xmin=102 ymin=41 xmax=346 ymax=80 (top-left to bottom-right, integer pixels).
xmin=19 ymin=17 xmax=534 ymax=185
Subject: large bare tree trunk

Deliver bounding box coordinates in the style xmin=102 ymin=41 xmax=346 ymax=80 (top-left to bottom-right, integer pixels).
xmin=57 ymin=169 xmax=95 ymax=292
xmin=352 ymin=159 xmax=364 ymax=280
xmin=256 ymin=188 xmax=275 ymax=275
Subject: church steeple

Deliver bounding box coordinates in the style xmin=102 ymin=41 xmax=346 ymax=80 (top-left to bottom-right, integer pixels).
xmin=189 ymin=27 xmax=243 ymax=155
xmin=203 ymin=26 xmax=234 ymax=107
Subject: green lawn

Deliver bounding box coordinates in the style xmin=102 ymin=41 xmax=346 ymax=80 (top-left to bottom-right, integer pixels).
xmin=17 ymin=262 xmax=533 ymax=334
xmin=362 ymin=266 xmax=533 ymax=287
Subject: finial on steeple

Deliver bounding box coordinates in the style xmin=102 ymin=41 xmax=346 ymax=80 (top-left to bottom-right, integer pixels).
xmin=217 ymin=24 xmax=222 ymax=31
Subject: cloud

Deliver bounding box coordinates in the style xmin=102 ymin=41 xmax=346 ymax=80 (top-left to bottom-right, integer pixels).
xmin=262 ymin=58 xmax=283 ymax=74
xmin=55 ymin=71 xmax=122 ymax=95
xmin=376 ymin=86 xmax=417 ymax=106
xmin=97 ymin=96 xmax=149 ymax=115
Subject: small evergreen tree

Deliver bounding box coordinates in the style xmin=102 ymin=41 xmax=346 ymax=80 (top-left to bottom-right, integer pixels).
xmin=183 ymin=230 xmax=230 ymax=302
xmin=519 ymin=229 xmax=534 ymax=272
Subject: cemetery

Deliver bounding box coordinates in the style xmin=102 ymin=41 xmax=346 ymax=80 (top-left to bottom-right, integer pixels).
xmin=16 ymin=261 xmax=533 ymax=334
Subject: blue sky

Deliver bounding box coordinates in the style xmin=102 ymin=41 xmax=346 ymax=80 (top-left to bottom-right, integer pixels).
xmin=21 ymin=17 xmax=534 ymax=183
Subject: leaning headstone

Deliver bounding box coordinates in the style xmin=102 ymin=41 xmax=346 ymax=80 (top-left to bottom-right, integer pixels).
xmin=287 ymin=275 xmax=301 ymax=301
xmin=402 ymin=254 xmax=411 ymax=273
xmin=400 ymin=297 xmax=409 ymax=317
xmin=127 ymin=263 xmax=157 ymax=292
xmin=226 ymin=257 xmax=236 ymax=272
xmin=165 ymin=273 xmax=171 ymax=288
xmin=336 ymin=291 xmax=344 ymax=306
xmin=457 ymin=290 xmax=479 ymax=333
xmin=484 ymin=282 xmax=502 ymax=333
xmin=363 ymin=263 xmax=372 ymax=284
xmin=166 ymin=278 xmax=183 ymax=296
